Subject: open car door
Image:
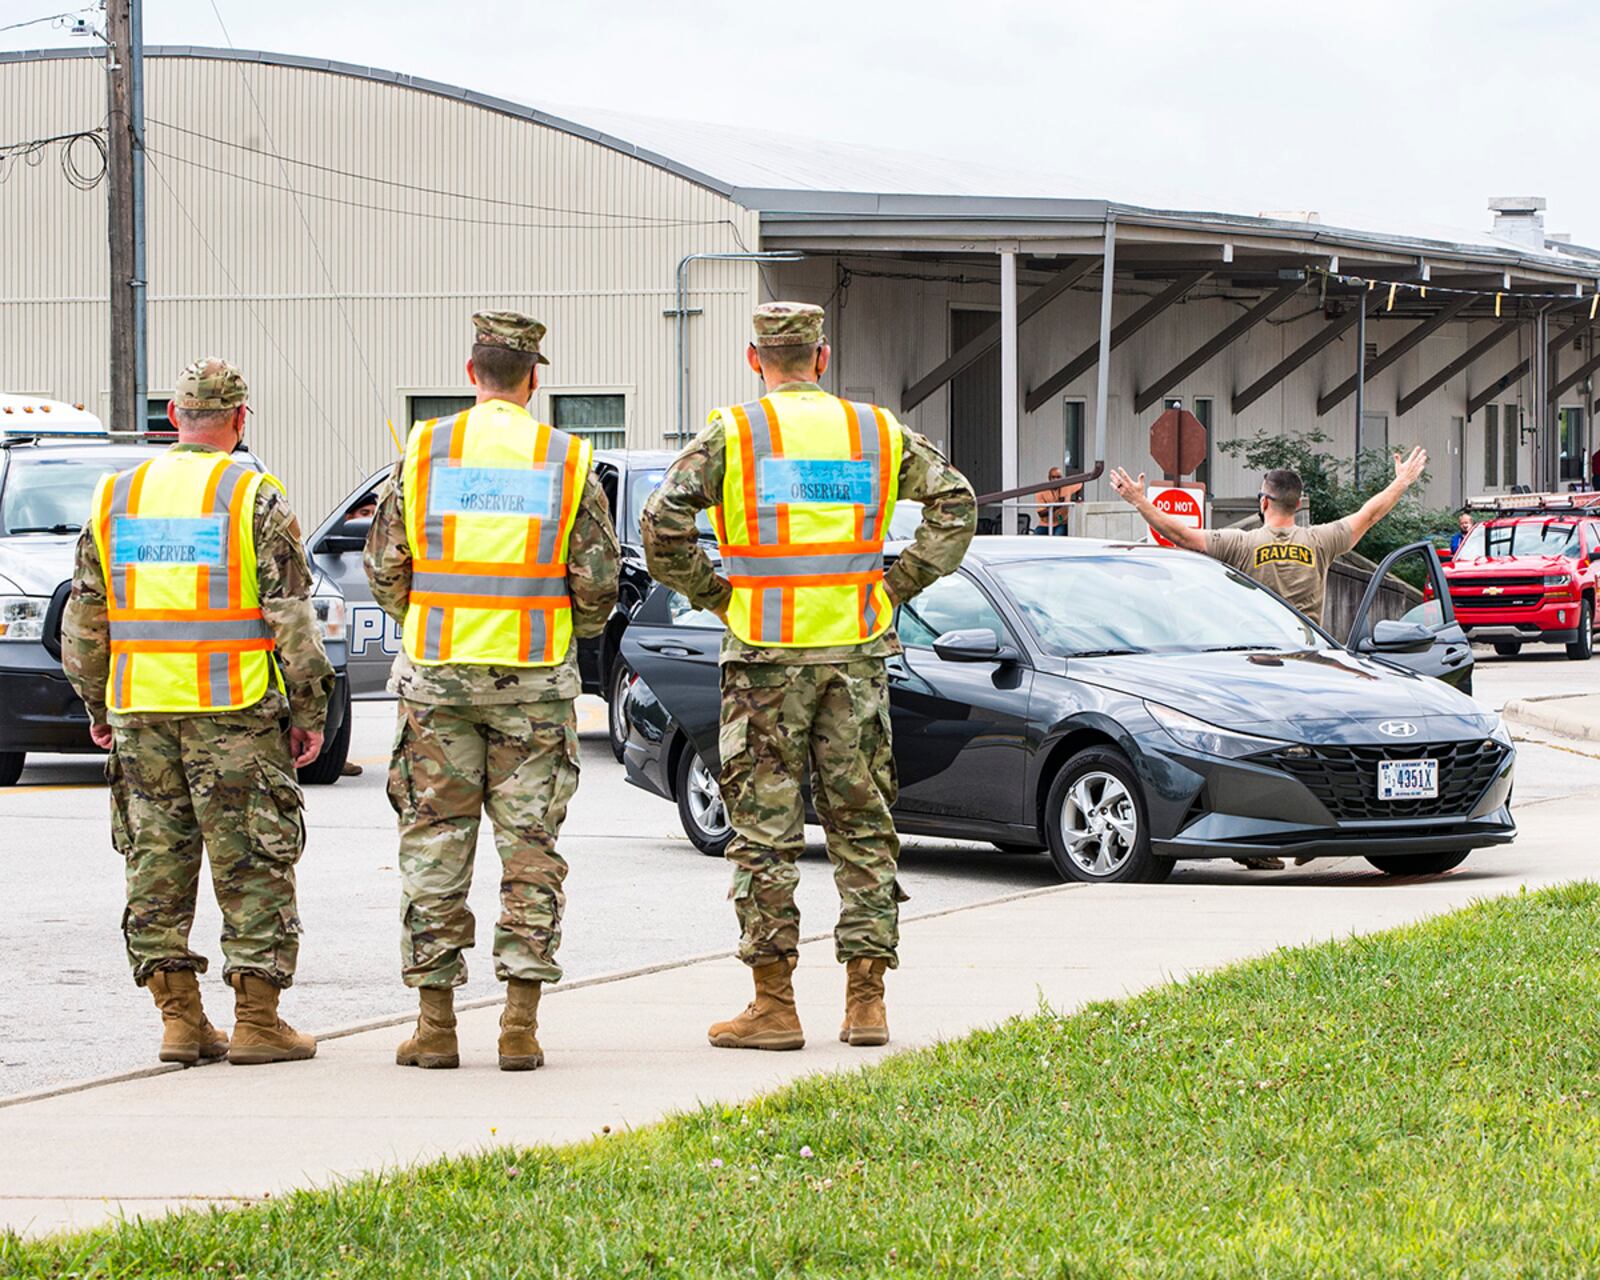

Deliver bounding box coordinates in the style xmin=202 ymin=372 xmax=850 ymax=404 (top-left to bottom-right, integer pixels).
xmin=1347 ymin=539 xmax=1473 ymax=692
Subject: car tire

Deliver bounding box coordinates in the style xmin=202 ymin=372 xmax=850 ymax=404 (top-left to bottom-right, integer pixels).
xmin=1365 ymin=851 xmax=1470 ymax=876
xmin=0 ymin=751 xmax=23 ymax=787
xmin=1492 ymin=641 xmax=1522 ymax=656
xmin=1567 ymin=599 xmax=1594 ymax=661
xmin=606 ymin=659 xmax=631 ymax=764
xmin=675 ymin=745 xmax=732 ymax=858
xmin=297 ymin=683 xmax=353 ymax=786
xmin=1044 ymin=746 xmax=1174 ymax=885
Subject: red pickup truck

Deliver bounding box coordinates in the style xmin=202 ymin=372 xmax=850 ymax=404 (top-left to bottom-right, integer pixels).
xmin=1444 ymin=497 xmax=1600 ymax=660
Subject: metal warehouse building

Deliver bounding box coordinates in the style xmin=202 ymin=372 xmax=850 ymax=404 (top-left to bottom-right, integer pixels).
xmin=4 ymin=45 xmax=1600 ymax=527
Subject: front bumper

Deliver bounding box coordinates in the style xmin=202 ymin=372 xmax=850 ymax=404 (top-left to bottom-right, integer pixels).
xmin=1137 ymin=729 xmax=1517 ymax=861
xmin=1455 ymin=596 xmax=1583 ymax=645
xmin=0 ymin=642 xmax=350 ymax=755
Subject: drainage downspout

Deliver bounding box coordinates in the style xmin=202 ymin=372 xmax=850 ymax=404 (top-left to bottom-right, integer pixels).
xmin=672 ymin=250 xmax=806 ymax=445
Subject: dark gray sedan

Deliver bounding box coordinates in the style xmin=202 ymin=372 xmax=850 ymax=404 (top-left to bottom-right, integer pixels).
xmin=620 ymin=537 xmax=1515 ymax=883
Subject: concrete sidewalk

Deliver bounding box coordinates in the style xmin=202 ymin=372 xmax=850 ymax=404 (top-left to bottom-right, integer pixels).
xmin=1504 ymin=692 xmax=1600 ymax=743
xmin=4 ymin=792 xmax=1598 ymax=1240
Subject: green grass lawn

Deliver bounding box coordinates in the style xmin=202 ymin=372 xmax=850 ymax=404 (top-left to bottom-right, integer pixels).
xmin=8 ymin=883 xmax=1600 ymax=1278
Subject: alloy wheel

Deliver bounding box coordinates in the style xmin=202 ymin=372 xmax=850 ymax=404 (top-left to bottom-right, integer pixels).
xmin=685 ymin=753 xmax=730 ymax=840
xmin=1059 ymin=770 xmax=1138 ymax=877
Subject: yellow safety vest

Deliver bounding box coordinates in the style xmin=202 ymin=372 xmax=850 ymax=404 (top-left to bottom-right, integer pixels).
xmin=90 ymin=450 xmax=281 ymax=715
xmin=712 ymin=390 xmax=902 ymax=648
xmin=401 ymin=400 xmax=591 ymax=667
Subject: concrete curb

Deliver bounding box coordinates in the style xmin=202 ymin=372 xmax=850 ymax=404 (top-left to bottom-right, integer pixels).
xmin=1503 ymin=694 xmax=1600 ymax=743
xmin=0 ymin=879 xmax=1080 ymax=1112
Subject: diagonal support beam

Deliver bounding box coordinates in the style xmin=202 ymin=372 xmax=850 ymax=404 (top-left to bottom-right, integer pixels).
xmin=1232 ymin=291 xmax=1384 ymax=417
xmin=1550 ymin=335 xmax=1600 ymax=401
xmin=1316 ymin=295 xmax=1474 ymax=416
xmin=1396 ymin=323 xmax=1515 ymax=416
xmin=1025 ymin=271 xmax=1210 ymax=414
xmin=1467 ymin=318 xmax=1592 ymax=417
xmin=900 ymin=258 xmax=1095 ymax=412
xmin=1467 ymin=360 xmax=1528 ymax=418
xmin=1134 ymin=282 xmax=1300 ymax=414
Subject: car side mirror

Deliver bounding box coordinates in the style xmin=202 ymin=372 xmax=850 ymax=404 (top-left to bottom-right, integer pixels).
xmin=1364 ymin=618 xmax=1435 ymax=653
xmin=315 ymin=516 xmax=370 ymax=556
xmin=932 ymin=628 xmax=1020 ymax=664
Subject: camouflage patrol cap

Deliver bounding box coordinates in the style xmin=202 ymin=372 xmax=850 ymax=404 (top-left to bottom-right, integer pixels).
xmin=173 ymin=357 xmax=248 ymax=410
xmin=472 ymin=310 xmax=550 ymax=365
xmin=752 ymin=301 xmax=825 ymax=348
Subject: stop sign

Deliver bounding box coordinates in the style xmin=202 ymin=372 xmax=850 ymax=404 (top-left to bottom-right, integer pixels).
xmin=1147 ymin=485 xmax=1205 ymax=547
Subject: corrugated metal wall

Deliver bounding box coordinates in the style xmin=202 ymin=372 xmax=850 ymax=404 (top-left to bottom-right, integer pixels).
xmin=0 ymin=52 xmax=760 ymax=519
xmin=771 ymin=256 xmax=1545 ymax=514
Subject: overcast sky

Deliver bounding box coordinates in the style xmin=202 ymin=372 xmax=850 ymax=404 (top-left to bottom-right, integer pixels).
xmin=5 ymin=0 xmax=1597 ymax=244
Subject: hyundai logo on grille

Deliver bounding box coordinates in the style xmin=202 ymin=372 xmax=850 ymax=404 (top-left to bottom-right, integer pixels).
xmin=1379 ymin=720 xmax=1419 ymax=738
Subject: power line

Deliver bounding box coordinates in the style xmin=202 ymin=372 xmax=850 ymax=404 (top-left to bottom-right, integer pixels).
xmin=144 ymin=116 xmax=698 ymax=223
xmin=145 ymin=152 xmax=368 ymax=476
xmin=144 ymin=144 xmax=729 ymax=230
xmin=0 ymin=127 xmax=107 ymax=190
xmin=0 ymin=6 xmax=90 ymax=34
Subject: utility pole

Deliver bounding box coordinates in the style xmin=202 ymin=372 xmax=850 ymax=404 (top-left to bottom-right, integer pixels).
xmin=105 ymin=0 xmax=147 ymax=434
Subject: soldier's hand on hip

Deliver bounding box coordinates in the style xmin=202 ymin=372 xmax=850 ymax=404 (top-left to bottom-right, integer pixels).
xmin=89 ymin=723 xmax=113 ymax=750
xmin=290 ymin=727 xmax=324 ymax=768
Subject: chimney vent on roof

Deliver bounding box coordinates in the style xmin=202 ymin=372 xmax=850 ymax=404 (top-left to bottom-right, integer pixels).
xmin=1488 ymin=196 xmax=1548 ymax=250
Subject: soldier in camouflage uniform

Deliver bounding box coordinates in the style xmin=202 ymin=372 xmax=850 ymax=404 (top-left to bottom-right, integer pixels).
xmin=365 ymin=311 xmax=619 ymax=1071
xmin=643 ymin=302 xmax=976 ymax=1051
xmin=63 ymin=358 xmax=334 ymax=1066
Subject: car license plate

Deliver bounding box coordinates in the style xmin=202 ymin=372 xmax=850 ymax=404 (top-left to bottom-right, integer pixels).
xmin=1377 ymin=759 xmax=1438 ymax=800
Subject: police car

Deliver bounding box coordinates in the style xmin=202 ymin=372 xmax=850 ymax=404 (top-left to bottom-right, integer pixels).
xmin=0 ymin=401 xmax=352 ymax=786
xmin=308 ymin=449 xmax=696 ymax=761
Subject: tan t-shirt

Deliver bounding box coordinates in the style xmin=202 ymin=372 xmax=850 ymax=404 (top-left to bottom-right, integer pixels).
xmin=1202 ymin=519 xmax=1355 ymax=625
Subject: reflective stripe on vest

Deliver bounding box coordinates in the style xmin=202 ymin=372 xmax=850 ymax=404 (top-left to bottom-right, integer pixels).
xmin=400 ymin=400 xmax=590 ymax=667
xmin=714 ymin=392 xmax=902 ymax=648
xmin=90 ymin=451 xmax=279 ymax=714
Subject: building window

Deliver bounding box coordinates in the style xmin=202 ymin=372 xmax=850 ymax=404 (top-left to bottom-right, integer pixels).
xmin=1191 ymin=397 xmax=1214 ymax=490
xmin=1559 ymin=407 xmax=1587 ymax=483
xmin=145 ymin=396 xmax=173 ymax=435
xmin=1062 ymin=399 xmax=1085 ymax=472
xmin=551 ymin=393 xmax=626 ymax=450
xmin=1503 ymin=404 xmax=1520 ymax=489
xmin=1483 ymin=404 xmax=1499 ymax=488
xmin=407 ymin=395 xmax=474 ymax=427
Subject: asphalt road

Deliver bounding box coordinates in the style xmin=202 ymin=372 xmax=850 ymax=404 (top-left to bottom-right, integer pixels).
xmin=4 ymin=646 xmax=1600 ymax=1099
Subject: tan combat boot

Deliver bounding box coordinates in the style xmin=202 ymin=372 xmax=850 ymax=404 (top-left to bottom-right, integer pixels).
xmin=396 ymin=987 xmax=459 ymax=1070
xmin=146 ymin=970 xmax=229 ymax=1065
xmin=839 ymin=958 xmax=890 ymax=1047
xmin=708 ymin=958 xmax=805 ymax=1051
xmin=226 ymin=973 xmax=316 ymax=1065
xmin=499 ymin=978 xmax=545 ymax=1071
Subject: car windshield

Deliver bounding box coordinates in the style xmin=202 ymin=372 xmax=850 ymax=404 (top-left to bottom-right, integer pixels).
xmin=625 ymin=468 xmax=715 ymax=543
xmin=1457 ymin=520 xmax=1578 ymax=559
xmin=0 ymin=453 xmax=136 ymax=535
xmin=992 ymin=554 xmax=1326 ymax=656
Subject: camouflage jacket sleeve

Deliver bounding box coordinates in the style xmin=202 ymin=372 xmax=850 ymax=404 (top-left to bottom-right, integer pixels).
xmin=61 ymin=528 xmax=111 ymax=726
xmin=641 ymin=419 xmax=731 ymax=613
xmin=256 ymin=487 xmax=336 ymax=733
xmin=882 ymin=426 xmax=977 ymax=605
xmin=568 ymin=470 xmax=621 ymax=639
xmin=363 ymin=463 xmax=412 ymax=624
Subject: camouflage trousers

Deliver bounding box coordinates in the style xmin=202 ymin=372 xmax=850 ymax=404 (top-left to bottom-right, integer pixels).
xmin=719 ymin=659 xmax=905 ymax=969
xmin=387 ymin=697 xmax=579 ymax=988
xmin=108 ymin=709 xmax=305 ymax=988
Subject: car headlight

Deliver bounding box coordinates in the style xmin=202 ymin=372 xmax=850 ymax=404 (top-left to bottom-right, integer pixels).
xmin=0 ymin=594 xmax=49 ymax=642
xmin=1542 ymin=574 xmax=1570 ymax=588
xmin=1145 ymin=700 xmax=1288 ymax=759
xmin=311 ymin=593 xmax=347 ymax=643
